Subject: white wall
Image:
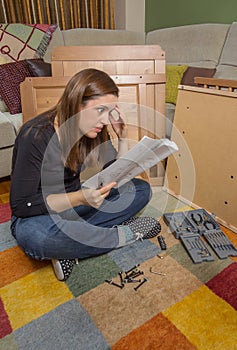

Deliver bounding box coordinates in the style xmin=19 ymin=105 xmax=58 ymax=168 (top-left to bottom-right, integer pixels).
xmin=114 ymin=0 xmax=145 ymax=32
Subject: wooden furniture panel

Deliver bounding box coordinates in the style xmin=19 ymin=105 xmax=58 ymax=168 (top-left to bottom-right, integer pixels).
xmin=194 ymin=76 xmax=237 ymax=91
xmin=165 ymin=84 xmax=237 ymax=231
xmin=51 ymin=45 xmax=165 ymax=75
xmin=21 ymin=74 xmax=165 ymax=185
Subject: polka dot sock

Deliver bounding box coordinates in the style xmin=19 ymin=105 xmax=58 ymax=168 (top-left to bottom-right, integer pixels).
xmin=51 ymin=259 xmax=75 ymax=281
xmin=122 ymin=216 xmax=161 ymax=240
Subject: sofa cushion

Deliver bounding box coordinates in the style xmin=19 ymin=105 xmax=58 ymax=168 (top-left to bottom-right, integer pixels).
xmin=25 ymin=59 xmax=52 ymax=76
xmin=181 ymin=66 xmax=216 ymax=86
xmin=0 ymin=56 xmax=9 ymax=112
xmin=214 ymin=64 xmax=237 ymax=80
xmin=62 ymin=28 xmax=146 ymax=46
xmin=0 ymin=56 xmax=7 ymax=64
xmin=0 ymin=60 xmax=32 ymax=114
xmin=0 ymin=147 xmax=13 ymax=178
xmin=219 ymin=22 xmax=237 ymax=67
xmin=4 ymin=112 xmax=23 ymax=133
xmin=166 ymin=65 xmax=188 ymax=104
xmin=146 ymin=23 xmax=230 ymax=68
xmin=43 ymin=26 xmax=64 ymax=63
xmin=0 ymin=23 xmax=58 ymax=63
xmin=0 ymin=112 xmax=17 ymax=147
xmin=0 ymin=98 xmax=8 ymax=112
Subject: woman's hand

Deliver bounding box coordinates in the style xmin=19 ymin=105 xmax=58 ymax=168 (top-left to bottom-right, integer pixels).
xmin=80 ymin=182 xmax=116 ymax=208
xmin=46 ymin=182 xmax=116 ymax=212
xmin=109 ymin=106 xmax=127 ymax=139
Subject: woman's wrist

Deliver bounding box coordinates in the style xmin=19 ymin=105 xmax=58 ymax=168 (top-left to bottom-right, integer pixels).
xmin=117 ymin=137 xmax=128 ymax=157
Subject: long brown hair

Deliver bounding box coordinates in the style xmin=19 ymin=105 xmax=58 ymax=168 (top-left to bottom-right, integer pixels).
xmin=54 ymin=68 xmax=119 ymax=171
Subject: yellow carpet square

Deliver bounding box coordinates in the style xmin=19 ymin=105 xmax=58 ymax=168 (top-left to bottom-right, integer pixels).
xmin=163 ymin=285 xmax=237 ymax=350
xmin=174 ymin=205 xmax=194 ymax=212
xmin=0 ymin=265 xmax=73 ymax=330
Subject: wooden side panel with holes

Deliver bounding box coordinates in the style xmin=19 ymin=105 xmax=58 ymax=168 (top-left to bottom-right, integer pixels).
xmin=165 ymin=85 xmax=237 ymax=230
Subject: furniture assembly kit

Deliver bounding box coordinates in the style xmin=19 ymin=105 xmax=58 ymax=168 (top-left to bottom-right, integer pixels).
xmin=164 ymin=208 xmax=237 ymax=263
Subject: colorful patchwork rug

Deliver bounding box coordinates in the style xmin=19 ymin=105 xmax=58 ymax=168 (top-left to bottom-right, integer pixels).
xmin=0 ymin=188 xmax=237 ymax=350
xmin=0 ymin=23 xmax=57 ymax=62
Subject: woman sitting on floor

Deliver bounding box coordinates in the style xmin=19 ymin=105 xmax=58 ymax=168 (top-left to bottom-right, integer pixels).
xmin=10 ymin=68 xmax=161 ymax=281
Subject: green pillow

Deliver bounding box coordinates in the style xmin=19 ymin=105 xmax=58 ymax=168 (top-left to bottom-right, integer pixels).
xmin=166 ymin=65 xmax=188 ymax=104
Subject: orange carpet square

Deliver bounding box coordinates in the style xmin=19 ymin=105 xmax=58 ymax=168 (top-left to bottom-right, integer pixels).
xmin=0 ymin=246 xmax=50 ymax=288
xmin=112 ymin=313 xmax=197 ymax=350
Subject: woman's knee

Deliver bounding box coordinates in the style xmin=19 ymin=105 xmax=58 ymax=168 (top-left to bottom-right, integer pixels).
xmin=133 ymin=178 xmax=152 ymax=196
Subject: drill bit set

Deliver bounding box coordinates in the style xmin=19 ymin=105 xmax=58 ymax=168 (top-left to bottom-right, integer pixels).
xmin=164 ymin=209 xmax=237 ymax=263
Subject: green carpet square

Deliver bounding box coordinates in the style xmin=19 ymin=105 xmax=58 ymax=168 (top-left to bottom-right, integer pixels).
xmin=66 ymin=254 xmax=120 ymax=297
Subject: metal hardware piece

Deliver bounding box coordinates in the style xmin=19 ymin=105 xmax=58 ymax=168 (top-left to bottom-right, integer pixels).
xmin=125 ymin=270 xmax=144 ymax=279
xmin=105 ymin=279 xmax=124 ymax=289
xmin=125 ymin=278 xmax=142 ymax=283
xmin=125 ymin=264 xmax=140 ymax=275
xmin=149 ymin=267 xmax=166 ymax=276
xmin=134 ymin=277 xmax=148 ymax=291
xmin=118 ymin=272 xmax=125 ymax=286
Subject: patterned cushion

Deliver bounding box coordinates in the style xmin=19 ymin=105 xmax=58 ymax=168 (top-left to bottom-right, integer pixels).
xmin=0 ymin=60 xmax=32 ymax=114
xmin=0 ymin=23 xmax=57 ymax=63
xmin=0 ymin=56 xmax=9 ymax=112
xmin=0 ymin=55 xmax=8 ymax=64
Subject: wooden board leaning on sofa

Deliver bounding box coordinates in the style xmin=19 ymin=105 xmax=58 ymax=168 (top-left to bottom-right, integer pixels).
xmin=50 ymin=45 xmax=166 ymax=132
xmin=165 ymin=81 xmax=237 ymax=231
xmin=20 ymin=74 xmax=166 ymax=186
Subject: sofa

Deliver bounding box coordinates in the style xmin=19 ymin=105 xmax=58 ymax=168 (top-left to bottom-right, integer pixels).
xmin=1 ymin=22 xmax=237 ymax=178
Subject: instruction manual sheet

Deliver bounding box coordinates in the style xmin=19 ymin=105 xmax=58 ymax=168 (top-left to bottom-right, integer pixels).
xmin=83 ymin=136 xmax=178 ymax=189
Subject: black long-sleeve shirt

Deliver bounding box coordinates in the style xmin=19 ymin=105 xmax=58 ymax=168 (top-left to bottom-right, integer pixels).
xmin=10 ymin=113 xmax=117 ymax=218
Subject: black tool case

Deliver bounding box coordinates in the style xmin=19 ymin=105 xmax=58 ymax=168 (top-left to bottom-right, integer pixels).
xmin=163 ymin=209 xmax=237 ymax=263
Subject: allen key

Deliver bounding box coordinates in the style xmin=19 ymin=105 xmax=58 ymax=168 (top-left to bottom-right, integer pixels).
xmin=149 ymin=267 xmax=166 ymax=276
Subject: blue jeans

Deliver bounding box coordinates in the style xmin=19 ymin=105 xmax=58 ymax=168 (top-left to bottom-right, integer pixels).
xmin=11 ymin=179 xmax=151 ymax=260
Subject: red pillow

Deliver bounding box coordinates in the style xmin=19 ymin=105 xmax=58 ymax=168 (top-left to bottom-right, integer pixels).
xmin=0 ymin=60 xmax=32 ymax=114
xmin=181 ymin=66 xmax=216 ymax=86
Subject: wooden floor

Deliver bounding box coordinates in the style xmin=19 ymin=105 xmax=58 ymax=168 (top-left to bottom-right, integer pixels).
xmin=0 ymin=177 xmax=10 ymax=204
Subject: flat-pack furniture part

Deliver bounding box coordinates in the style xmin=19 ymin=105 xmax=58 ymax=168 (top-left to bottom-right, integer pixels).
xmin=165 ymin=81 xmax=237 ymax=231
